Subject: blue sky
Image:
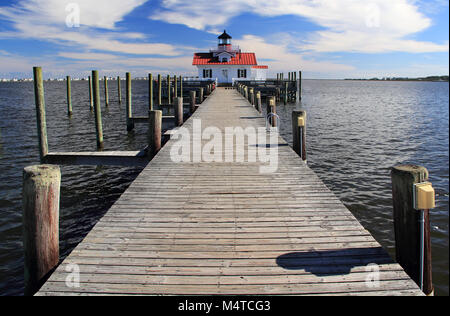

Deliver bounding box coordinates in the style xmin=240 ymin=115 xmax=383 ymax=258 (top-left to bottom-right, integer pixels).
xmin=0 ymin=0 xmax=448 ymax=79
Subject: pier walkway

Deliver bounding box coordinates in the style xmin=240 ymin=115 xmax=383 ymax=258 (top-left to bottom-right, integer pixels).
xmin=37 ymin=88 xmax=423 ymax=296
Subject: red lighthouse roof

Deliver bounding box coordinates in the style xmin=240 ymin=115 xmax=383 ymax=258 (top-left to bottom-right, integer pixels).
xmin=193 ymin=52 xmax=258 ymax=66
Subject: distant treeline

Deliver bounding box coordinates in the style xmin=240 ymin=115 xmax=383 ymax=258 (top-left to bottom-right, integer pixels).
xmin=345 ymin=76 xmax=449 ymax=82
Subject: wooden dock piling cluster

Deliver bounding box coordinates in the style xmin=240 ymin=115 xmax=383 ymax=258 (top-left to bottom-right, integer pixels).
xmin=24 ymin=68 xmax=429 ymax=296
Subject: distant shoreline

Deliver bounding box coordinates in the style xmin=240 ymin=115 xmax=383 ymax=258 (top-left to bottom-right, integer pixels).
xmin=344 ymin=75 xmax=449 ymax=82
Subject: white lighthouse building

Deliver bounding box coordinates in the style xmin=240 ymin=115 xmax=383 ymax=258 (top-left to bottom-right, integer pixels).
xmin=192 ymin=30 xmax=268 ymax=84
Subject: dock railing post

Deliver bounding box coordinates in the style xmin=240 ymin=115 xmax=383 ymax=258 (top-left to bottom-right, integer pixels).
xmin=33 ymin=67 xmax=49 ymax=162
xmin=249 ymin=88 xmax=254 ymax=105
xmin=180 ymin=76 xmax=183 ymax=98
xmin=284 ymin=82 xmax=288 ymax=105
xmin=190 ymin=90 xmax=196 ymax=114
xmin=292 ymin=110 xmax=307 ymax=161
xmin=391 ymin=165 xmax=434 ymax=296
xmin=175 ymin=97 xmax=184 ymax=126
xmin=66 ymin=76 xmax=72 ymax=116
xmin=299 ymin=71 xmax=302 ymax=100
xmin=148 ymin=110 xmax=162 ymax=159
xmin=117 ymin=76 xmax=122 ymax=104
xmin=23 ymin=164 xmax=61 ymax=296
xmin=126 ymin=72 xmax=134 ymax=132
xmin=104 ymin=76 xmax=109 ymax=107
xmin=88 ymin=75 xmax=94 ymax=111
xmin=92 ymin=70 xmax=104 ymax=148
xmin=149 ymin=73 xmax=153 ymax=111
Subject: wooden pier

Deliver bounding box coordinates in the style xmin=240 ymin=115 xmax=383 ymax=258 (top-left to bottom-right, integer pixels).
xmin=35 ymin=87 xmax=423 ymax=296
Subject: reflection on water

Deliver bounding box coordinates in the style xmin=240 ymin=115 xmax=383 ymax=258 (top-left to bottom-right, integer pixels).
xmin=0 ymin=80 xmax=448 ymax=296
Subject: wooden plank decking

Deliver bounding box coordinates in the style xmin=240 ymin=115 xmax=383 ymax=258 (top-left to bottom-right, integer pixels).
xmin=36 ymin=88 xmax=423 ymax=296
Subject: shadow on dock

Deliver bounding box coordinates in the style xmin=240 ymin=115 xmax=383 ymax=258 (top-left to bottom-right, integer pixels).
xmin=276 ymin=247 xmax=391 ymax=276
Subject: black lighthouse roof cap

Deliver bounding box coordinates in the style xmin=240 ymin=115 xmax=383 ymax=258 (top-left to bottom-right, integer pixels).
xmin=218 ymin=30 xmax=232 ymax=39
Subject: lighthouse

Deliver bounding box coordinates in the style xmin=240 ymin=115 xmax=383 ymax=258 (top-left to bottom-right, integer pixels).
xmin=193 ymin=30 xmax=268 ymax=84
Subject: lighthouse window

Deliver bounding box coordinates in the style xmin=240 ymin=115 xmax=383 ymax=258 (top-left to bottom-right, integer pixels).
xmin=238 ymin=69 xmax=247 ymax=78
xmin=203 ymin=69 xmax=212 ymax=78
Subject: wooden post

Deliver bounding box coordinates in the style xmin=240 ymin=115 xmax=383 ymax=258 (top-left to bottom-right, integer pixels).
xmin=244 ymin=86 xmax=248 ymax=100
xmin=391 ymin=166 xmax=433 ymax=295
xmin=248 ymin=88 xmax=253 ymax=104
xmin=148 ymin=110 xmax=162 ymax=159
xmin=268 ymin=96 xmax=277 ymax=127
xmin=66 ymin=76 xmax=72 ymax=116
xmin=284 ymin=82 xmax=288 ymax=105
xmin=174 ymin=75 xmax=178 ymax=98
xmin=88 ymin=76 xmax=94 ymax=111
xmin=292 ymin=110 xmax=307 ymax=161
xmin=104 ymin=76 xmax=109 ymax=107
xmin=157 ymin=74 xmax=162 ymax=106
xmin=167 ymin=75 xmax=171 ymax=104
xmin=117 ymin=76 xmax=121 ymax=104
xmin=256 ymin=91 xmax=262 ymax=113
xmin=23 ymin=164 xmax=60 ymax=296
xmin=189 ymin=90 xmax=196 ymax=114
xmin=299 ymin=71 xmax=302 ymax=100
xmin=180 ymin=76 xmax=183 ymax=98
xmin=199 ymin=87 xmax=204 ymax=103
xmin=92 ymin=71 xmax=104 ymax=148
xmin=148 ymin=73 xmax=153 ymax=111
xmin=126 ymin=72 xmax=134 ymax=131
xmin=33 ymin=67 xmax=48 ymax=162
xmin=174 ymin=97 xmax=184 ymax=127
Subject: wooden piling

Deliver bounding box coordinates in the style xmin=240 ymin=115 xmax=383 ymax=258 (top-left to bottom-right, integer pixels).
xmin=299 ymin=71 xmax=302 ymax=100
xmin=256 ymin=91 xmax=262 ymax=113
xmin=88 ymin=76 xmax=94 ymax=111
xmin=391 ymin=165 xmax=434 ymax=295
xmin=117 ymin=76 xmax=122 ymax=104
xmin=167 ymin=75 xmax=171 ymax=104
xmin=189 ymin=90 xmax=196 ymax=114
xmin=148 ymin=74 xmax=153 ymax=111
xmin=23 ymin=164 xmax=61 ymax=296
xmin=157 ymin=74 xmax=162 ymax=106
xmin=104 ymin=76 xmax=109 ymax=107
xmin=284 ymin=82 xmax=288 ymax=105
xmin=268 ymin=96 xmax=277 ymax=127
xmin=180 ymin=76 xmax=183 ymax=98
xmin=174 ymin=97 xmax=183 ymax=127
xmin=66 ymin=76 xmax=72 ymax=116
xmin=199 ymin=87 xmax=204 ymax=104
xmin=126 ymin=72 xmax=134 ymax=132
xmin=33 ymin=67 xmax=49 ymax=162
xmin=148 ymin=110 xmax=162 ymax=159
xmin=292 ymin=110 xmax=307 ymax=161
xmin=174 ymin=76 xmax=178 ymax=98
xmin=249 ymin=88 xmax=254 ymax=105
xmin=92 ymin=71 xmax=104 ymax=148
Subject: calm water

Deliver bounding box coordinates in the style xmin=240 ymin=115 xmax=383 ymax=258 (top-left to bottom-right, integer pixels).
xmin=0 ymin=80 xmax=448 ymax=296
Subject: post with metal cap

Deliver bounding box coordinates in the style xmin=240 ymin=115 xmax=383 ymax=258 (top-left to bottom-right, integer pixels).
xmin=23 ymin=164 xmax=61 ymax=296
xmin=126 ymin=72 xmax=134 ymax=132
xmin=189 ymin=90 xmax=196 ymax=114
xmin=148 ymin=110 xmax=162 ymax=159
xmin=292 ymin=110 xmax=307 ymax=161
xmin=117 ymin=76 xmax=122 ymax=104
xmin=104 ymin=76 xmax=109 ymax=107
xmin=148 ymin=73 xmax=153 ymax=111
xmin=66 ymin=76 xmax=72 ymax=116
xmin=175 ymin=97 xmax=183 ymax=126
xmin=391 ymin=165 xmax=434 ymax=295
xmin=92 ymin=70 xmax=104 ymax=148
xmin=33 ymin=67 xmax=49 ymax=162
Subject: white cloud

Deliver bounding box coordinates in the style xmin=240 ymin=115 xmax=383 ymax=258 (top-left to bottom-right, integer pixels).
xmin=151 ymin=0 xmax=449 ymax=54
